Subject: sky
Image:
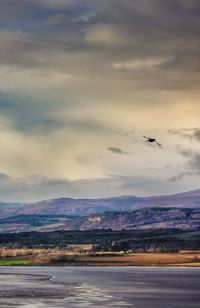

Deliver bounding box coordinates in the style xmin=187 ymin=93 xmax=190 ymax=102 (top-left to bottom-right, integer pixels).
xmin=0 ymin=0 xmax=200 ymax=202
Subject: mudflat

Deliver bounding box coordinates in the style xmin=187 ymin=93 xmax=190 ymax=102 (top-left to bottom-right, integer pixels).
xmin=0 ymin=266 xmax=199 ymax=307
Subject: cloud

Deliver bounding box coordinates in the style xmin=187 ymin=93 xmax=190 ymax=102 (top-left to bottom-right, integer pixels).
xmin=0 ymin=1 xmax=200 ymax=90
xmin=108 ymin=147 xmax=128 ymax=155
xmin=0 ymin=173 xmax=9 ymax=180
xmin=180 ymin=0 xmax=200 ymax=10
xmin=168 ymin=128 xmax=200 ymax=142
xmin=0 ymin=92 xmax=66 ymax=134
xmin=84 ymin=23 xmax=129 ymax=45
xmin=186 ymin=152 xmax=200 ymax=174
xmin=113 ymin=57 xmax=174 ymax=71
xmin=168 ymin=128 xmax=195 ymax=139
xmin=40 ymin=0 xmax=102 ymax=10
xmin=0 ymin=173 xmax=187 ymax=202
xmin=0 ymin=0 xmax=199 ymax=200
xmin=193 ymin=130 xmax=200 ymax=142
xmin=40 ymin=0 xmax=79 ymax=8
xmin=45 ymin=13 xmax=67 ymax=26
xmin=170 ymin=147 xmax=200 ymax=181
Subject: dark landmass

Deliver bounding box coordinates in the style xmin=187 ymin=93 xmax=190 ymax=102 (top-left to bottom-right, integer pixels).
xmin=0 ymin=189 xmax=200 ymax=233
xmin=0 ymin=229 xmax=199 ymax=252
xmin=0 ymin=229 xmax=199 ymax=266
xmin=1 ymin=188 xmax=200 ymax=217
xmin=76 ymin=207 xmax=200 ymax=231
xmin=0 ymin=189 xmax=199 ymax=267
xmin=0 ymin=207 xmax=199 ymax=233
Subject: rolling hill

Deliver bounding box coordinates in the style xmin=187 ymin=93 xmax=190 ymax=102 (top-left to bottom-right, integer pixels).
xmin=0 ymin=207 xmax=199 ymax=233
xmin=22 ymin=190 xmax=200 ymax=216
xmin=0 ymin=189 xmax=200 ymax=233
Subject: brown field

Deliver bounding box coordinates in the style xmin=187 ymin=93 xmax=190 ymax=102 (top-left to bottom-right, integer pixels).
xmin=48 ymin=252 xmax=200 ymax=266
xmin=0 ymin=247 xmax=200 ymax=266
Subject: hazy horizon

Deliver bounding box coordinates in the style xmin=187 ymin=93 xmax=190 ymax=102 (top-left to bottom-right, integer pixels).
xmin=0 ymin=186 xmax=199 ymax=204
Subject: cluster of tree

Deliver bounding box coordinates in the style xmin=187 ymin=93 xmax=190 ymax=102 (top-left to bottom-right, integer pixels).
xmin=0 ymin=229 xmax=199 ymax=252
xmin=0 ymin=230 xmax=133 ymax=247
xmin=93 ymin=240 xmax=179 ymax=253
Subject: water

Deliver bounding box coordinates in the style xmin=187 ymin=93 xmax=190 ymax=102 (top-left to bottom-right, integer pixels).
xmin=0 ymin=267 xmax=199 ymax=307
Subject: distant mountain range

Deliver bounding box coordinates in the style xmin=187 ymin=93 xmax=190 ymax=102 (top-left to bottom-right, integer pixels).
xmin=0 ymin=189 xmax=200 ymax=233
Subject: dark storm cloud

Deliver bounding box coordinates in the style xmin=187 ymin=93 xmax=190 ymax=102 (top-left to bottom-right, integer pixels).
xmin=0 ymin=1 xmax=101 ymax=24
xmin=0 ymin=0 xmax=199 ymax=87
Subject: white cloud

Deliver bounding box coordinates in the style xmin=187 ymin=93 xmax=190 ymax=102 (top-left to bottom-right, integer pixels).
xmin=113 ymin=57 xmax=174 ymax=71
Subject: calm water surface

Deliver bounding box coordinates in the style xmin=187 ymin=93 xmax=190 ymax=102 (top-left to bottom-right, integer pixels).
xmin=0 ymin=266 xmax=199 ymax=307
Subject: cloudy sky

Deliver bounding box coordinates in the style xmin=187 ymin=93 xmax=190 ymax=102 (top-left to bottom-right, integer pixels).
xmin=0 ymin=0 xmax=200 ymax=202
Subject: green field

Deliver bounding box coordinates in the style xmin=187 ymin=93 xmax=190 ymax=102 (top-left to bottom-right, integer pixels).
xmin=0 ymin=260 xmax=30 ymax=265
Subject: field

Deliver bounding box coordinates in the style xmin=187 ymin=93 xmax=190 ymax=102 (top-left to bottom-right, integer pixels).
xmin=48 ymin=251 xmax=200 ymax=266
xmin=0 ymin=229 xmax=199 ymax=266
xmin=0 ymin=260 xmax=30 ymax=265
xmin=0 ymin=248 xmax=200 ymax=266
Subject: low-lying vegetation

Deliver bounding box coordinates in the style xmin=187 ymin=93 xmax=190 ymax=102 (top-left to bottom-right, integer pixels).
xmin=0 ymin=250 xmax=199 ymax=266
xmin=0 ymin=229 xmax=199 ymax=266
xmin=0 ymin=260 xmax=30 ymax=265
